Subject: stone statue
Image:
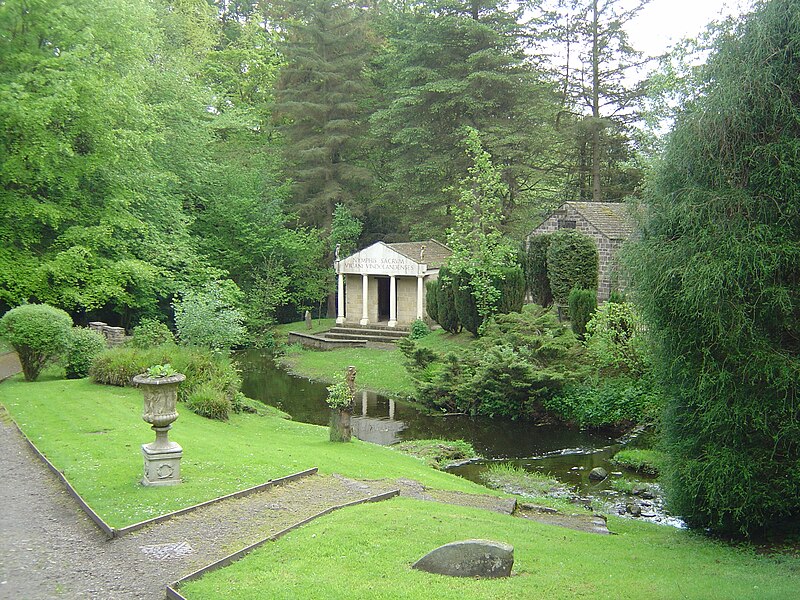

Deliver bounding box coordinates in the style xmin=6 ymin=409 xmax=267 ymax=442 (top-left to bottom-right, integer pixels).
xmin=420 ymin=244 xmax=426 ymax=262
xmin=334 ymin=243 xmax=341 ymax=261
xmin=345 ymin=365 xmax=357 ymax=398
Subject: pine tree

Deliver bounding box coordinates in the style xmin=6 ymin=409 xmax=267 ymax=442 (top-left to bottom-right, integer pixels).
xmin=273 ymin=0 xmax=375 ymax=229
xmin=547 ymin=0 xmax=648 ymax=201
xmin=370 ymin=1 xmax=563 ymax=238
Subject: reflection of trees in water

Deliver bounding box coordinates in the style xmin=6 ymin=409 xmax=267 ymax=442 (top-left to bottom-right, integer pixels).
xmin=236 ymin=351 xmax=612 ymax=459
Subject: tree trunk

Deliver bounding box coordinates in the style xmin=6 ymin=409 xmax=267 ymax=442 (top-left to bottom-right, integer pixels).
xmin=329 ymin=408 xmax=352 ymax=442
xmin=591 ymin=0 xmax=602 ymax=202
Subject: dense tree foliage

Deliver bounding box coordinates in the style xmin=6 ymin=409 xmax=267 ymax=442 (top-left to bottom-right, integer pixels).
xmin=273 ymin=0 xmax=375 ymax=229
xmin=543 ymin=0 xmax=648 ymax=202
xmin=0 ymin=0 xmax=207 ymax=322
xmin=628 ymin=0 xmax=800 ymax=537
xmin=371 ymin=1 xmax=564 ymax=238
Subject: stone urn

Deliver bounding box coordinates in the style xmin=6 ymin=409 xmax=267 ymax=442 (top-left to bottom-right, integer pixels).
xmin=132 ymin=373 xmax=185 ymax=486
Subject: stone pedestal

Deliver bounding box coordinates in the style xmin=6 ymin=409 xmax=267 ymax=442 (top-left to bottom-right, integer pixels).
xmin=141 ymin=424 xmax=183 ymax=486
xmin=133 ymin=373 xmax=185 ymax=487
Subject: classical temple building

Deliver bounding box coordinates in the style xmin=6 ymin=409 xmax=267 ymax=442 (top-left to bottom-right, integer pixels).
xmin=335 ymin=240 xmax=451 ymax=327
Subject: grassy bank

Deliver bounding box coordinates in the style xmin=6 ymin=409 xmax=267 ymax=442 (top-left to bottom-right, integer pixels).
xmin=180 ymin=497 xmax=800 ymax=600
xmin=276 ymin=326 xmax=474 ymax=398
xmin=0 ymin=374 xmax=492 ymax=527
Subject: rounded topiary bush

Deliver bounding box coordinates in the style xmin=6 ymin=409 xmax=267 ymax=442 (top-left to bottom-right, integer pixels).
xmin=0 ymin=304 xmax=73 ymax=381
xmin=65 ymin=327 xmax=107 ymax=379
xmin=546 ymin=231 xmax=599 ymax=306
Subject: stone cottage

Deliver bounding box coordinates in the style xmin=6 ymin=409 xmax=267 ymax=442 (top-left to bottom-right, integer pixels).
xmin=526 ymin=201 xmax=635 ymax=301
xmin=335 ymin=240 xmax=451 ymax=327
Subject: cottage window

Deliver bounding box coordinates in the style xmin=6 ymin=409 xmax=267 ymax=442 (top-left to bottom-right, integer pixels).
xmin=558 ymin=219 xmax=576 ymax=229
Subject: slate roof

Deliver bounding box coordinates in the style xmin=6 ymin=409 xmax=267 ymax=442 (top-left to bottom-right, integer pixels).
xmin=386 ymin=239 xmax=452 ymax=268
xmin=535 ymin=201 xmax=635 ymax=241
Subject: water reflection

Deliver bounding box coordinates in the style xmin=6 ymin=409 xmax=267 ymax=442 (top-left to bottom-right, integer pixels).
xmin=236 ymin=349 xmax=614 ymax=457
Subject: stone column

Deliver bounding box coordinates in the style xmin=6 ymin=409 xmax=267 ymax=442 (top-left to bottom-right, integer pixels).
xmin=336 ymin=273 xmax=345 ymax=324
xmin=388 ymin=275 xmax=397 ymax=328
xmin=416 ymin=275 xmax=424 ymax=320
xmin=389 ymin=397 xmax=395 ymax=421
xmin=360 ymin=274 xmax=369 ymax=325
xmin=362 ymin=390 xmax=368 ymax=416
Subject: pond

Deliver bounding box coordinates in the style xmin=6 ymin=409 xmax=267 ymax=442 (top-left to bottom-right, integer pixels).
xmin=236 ymin=350 xmax=678 ymax=525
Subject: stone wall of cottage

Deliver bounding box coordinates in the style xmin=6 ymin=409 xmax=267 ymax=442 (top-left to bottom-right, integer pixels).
xmin=526 ymin=206 xmax=624 ymax=302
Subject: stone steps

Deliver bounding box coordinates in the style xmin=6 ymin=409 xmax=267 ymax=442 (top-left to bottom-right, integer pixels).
xmin=324 ymin=325 xmax=410 ymax=344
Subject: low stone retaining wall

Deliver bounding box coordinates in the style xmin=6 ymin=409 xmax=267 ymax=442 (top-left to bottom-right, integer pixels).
xmin=288 ymin=331 xmax=366 ymax=350
xmin=89 ymin=322 xmax=129 ymax=347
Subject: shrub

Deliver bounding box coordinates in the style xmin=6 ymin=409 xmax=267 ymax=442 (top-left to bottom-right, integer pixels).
xmin=585 ymin=301 xmax=648 ymax=377
xmin=626 ymin=0 xmax=800 ymax=536
xmin=0 ymin=304 xmax=73 ymax=381
xmin=523 ymin=236 xmax=553 ymax=306
xmin=90 ymin=344 xmax=241 ymax=411
xmin=186 ymin=384 xmax=232 ymax=420
xmin=89 ymin=347 xmax=145 ymax=386
xmin=425 ymin=280 xmax=439 ymax=325
xmin=568 ymin=288 xmax=597 ymax=338
xmin=495 ymin=265 xmax=526 ymax=315
xmin=416 ymin=306 xmax=587 ymax=418
xmin=397 ymin=338 xmax=438 ymax=372
xmin=129 ymin=318 xmax=174 ymax=349
xmin=452 ymin=270 xmax=481 ymax=336
xmin=546 ymin=230 xmax=598 ymax=306
xmin=544 ymin=376 xmax=662 ymax=428
xmin=173 ymin=282 xmax=246 ymax=352
xmin=64 ymin=328 xmax=107 ymax=379
xmin=325 ymin=375 xmax=353 ymax=410
xmin=409 ymin=318 xmax=431 ymax=340
xmin=433 ymin=268 xmax=461 ymax=334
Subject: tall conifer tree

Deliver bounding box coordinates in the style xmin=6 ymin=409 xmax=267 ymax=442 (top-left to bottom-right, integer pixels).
xmin=273 ymin=0 xmax=375 ymax=229
xmin=629 ymin=0 xmax=800 ymax=537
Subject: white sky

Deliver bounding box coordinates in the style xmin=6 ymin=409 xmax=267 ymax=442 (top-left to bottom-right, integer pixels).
xmin=628 ymin=0 xmax=752 ymax=57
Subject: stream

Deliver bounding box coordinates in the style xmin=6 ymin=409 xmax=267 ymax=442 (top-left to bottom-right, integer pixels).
xmin=236 ymin=350 xmax=681 ymax=526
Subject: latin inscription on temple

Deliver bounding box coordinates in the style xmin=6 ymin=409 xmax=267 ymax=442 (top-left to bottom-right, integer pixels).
xmin=339 ymin=252 xmax=421 ymax=275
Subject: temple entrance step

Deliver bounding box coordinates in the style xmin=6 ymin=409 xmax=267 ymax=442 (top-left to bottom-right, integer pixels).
xmin=324 ymin=326 xmax=410 ymax=343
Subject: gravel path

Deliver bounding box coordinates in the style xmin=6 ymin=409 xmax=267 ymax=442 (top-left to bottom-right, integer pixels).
xmin=0 ymin=352 xmax=21 ymax=382
xmin=0 ymin=413 xmax=397 ymax=599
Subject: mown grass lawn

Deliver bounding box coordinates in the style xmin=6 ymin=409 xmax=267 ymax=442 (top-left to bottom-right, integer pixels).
xmin=180 ymin=497 xmax=800 ymax=600
xmin=275 ymin=326 xmax=476 ymax=398
xmin=0 ymin=375 xmax=492 ymax=528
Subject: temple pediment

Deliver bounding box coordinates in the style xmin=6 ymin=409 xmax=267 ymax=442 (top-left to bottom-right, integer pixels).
xmin=337 ymin=242 xmax=424 ymax=276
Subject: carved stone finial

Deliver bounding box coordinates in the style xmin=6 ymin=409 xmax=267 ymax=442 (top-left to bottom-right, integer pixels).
xmin=420 ymin=244 xmax=426 ymax=262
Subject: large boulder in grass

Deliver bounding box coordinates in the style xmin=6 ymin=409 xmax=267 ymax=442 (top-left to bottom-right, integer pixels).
xmin=412 ymin=539 xmax=513 ymax=578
